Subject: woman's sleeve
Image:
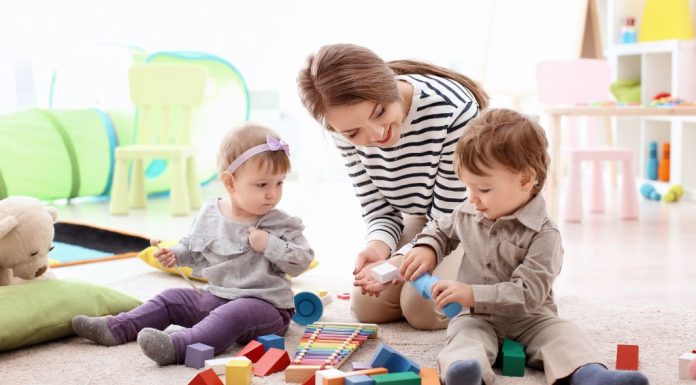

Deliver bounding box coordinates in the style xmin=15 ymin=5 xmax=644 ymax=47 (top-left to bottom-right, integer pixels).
xmin=332 ymin=134 xmax=403 ymax=252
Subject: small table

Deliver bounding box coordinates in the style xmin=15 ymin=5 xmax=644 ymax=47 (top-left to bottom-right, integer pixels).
xmin=543 ymin=105 xmax=696 ymax=219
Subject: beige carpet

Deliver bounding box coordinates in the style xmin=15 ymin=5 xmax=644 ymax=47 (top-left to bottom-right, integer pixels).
xmin=1 ymin=271 xmax=694 ymax=385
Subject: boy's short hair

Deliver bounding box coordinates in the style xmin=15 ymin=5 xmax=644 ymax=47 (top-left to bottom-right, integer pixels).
xmin=217 ymin=123 xmax=291 ymax=175
xmin=455 ymin=108 xmax=549 ymax=193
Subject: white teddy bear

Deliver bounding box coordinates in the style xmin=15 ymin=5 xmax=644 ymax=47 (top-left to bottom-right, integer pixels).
xmin=0 ymin=196 xmax=58 ymax=286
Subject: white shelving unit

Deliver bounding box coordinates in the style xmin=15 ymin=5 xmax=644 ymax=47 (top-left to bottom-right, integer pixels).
xmin=605 ymin=0 xmax=696 ymax=199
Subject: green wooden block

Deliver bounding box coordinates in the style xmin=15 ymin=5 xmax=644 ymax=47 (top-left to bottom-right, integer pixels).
xmin=371 ymin=371 xmax=421 ymax=385
xmin=501 ymin=339 xmax=525 ymax=377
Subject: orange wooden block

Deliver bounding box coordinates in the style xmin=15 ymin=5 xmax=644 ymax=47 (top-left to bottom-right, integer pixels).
xmin=420 ymin=368 xmax=440 ymax=385
xmin=323 ymin=368 xmax=388 ymax=385
xmin=252 ymin=348 xmax=291 ymax=376
xmin=189 ymin=368 xmax=224 ymax=385
xmin=236 ymin=340 xmax=265 ymax=363
xmin=616 ymin=344 xmax=639 ymax=370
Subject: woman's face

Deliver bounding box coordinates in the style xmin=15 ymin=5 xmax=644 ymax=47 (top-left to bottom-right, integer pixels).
xmin=324 ymin=99 xmax=405 ymax=147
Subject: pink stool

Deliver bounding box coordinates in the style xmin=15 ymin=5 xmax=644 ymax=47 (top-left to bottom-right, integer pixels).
xmin=563 ymin=147 xmax=639 ymax=222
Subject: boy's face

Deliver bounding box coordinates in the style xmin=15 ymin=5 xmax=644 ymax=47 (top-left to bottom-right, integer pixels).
xmin=458 ymin=162 xmax=535 ymax=220
xmin=224 ymin=161 xmax=286 ymax=220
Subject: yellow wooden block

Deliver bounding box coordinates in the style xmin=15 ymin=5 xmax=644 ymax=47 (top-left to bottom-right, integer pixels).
xmin=225 ymin=357 xmax=252 ymax=385
xmin=639 ymin=0 xmax=694 ymax=42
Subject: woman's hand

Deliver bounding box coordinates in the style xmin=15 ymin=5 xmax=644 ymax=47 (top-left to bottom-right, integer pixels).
xmin=248 ymin=227 xmax=270 ymax=252
xmin=154 ymin=247 xmax=178 ymax=268
xmin=400 ymin=245 xmax=436 ymax=282
xmin=431 ymin=280 xmax=474 ymax=309
xmin=354 ymin=255 xmax=404 ymax=297
xmin=353 ymin=241 xmax=391 ymax=275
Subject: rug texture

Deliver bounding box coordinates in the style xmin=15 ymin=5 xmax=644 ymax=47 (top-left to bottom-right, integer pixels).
xmin=0 ymin=271 xmax=693 ymax=385
xmin=49 ymin=222 xmax=151 ymax=267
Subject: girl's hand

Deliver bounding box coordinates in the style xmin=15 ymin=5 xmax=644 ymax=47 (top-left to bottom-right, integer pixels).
xmin=400 ymin=246 xmax=436 ymax=281
xmin=248 ymin=227 xmax=270 ymax=252
xmin=431 ymin=280 xmax=474 ymax=309
xmin=154 ymin=247 xmax=178 ymax=268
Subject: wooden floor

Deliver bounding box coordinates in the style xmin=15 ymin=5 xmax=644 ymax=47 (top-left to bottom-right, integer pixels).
xmin=53 ymin=179 xmax=696 ymax=305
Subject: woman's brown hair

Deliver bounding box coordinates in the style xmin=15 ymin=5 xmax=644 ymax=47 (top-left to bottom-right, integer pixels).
xmin=297 ymin=43 xmax=489 ymax=129
xmin=455 ymin=109 xmax=549 ymax=193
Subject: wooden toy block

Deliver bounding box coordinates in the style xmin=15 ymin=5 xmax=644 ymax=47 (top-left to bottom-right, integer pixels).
xmin=186 ymin=343 xmax=215 ymax=369
xmin=345 ymin=374 xmax=375 ymax=385
xmin=252 ymin=347 xmax=290 ymax=376
xmin=352 ymin=361 xmax=371 ymax=370
xmin=371 ymin=262 xmax=399 ymax=283
xmin=204 ymin=356 xmax=247 ymax=375
xmin=337 ymin=292 xmax=351 ymax=300
xmin=368 ymin=343 xmax=420 ymax=374
xmin=189 ymin=368 xmax=224 ymax=385
xmin=410 ymin=273 xmax=462 ymax=318
xmin=419 ymin=368 xmax=440 ymax=385
xmin=315 ymin=369 xmax=344 ymax=385
xmin=236 ymin=340 xmax=264 ymax=363
xmin=323 ymin=368 xmax=388 ymax=385
xmin=302 ymin=373 xmax=317 ymax=385
xmin=616 ymin=344 xmax=639 ymax=370
xmin=501 ymin=339 xmax=525 ymax=377
xmin=678 ymin=351 xmax=696 ymax=380
xmin=258 ymin=333 xmax=285 ymax=351
xmin=225 ymin=356 xmax=252 ymax=385
xmin=371 ymin=372 xmax=421 ymax=385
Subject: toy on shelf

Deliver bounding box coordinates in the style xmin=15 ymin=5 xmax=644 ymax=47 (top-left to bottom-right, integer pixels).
xmin=285 ymin=322 xmax=379 ymax=383
xmin=293 ymin=289 xmax=334 ymax=325
xmin=620 ymin=17 xmax=637 ymax=43
xmin=662 ymin=184 xmax=684 ymax=203
xmin=658 ymin=143 xmax=670 ymax=182
xmin=411 ymin=273 xmax=462 ymax=318
xmin=646 ymin=142 xmax=658 ymax=180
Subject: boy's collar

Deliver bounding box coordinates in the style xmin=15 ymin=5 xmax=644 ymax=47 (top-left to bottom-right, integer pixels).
xmin=462 ymin=193 xmax=548 ymax=232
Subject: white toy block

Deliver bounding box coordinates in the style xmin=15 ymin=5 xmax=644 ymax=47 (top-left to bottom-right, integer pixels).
xmin=371 ymin=262 xmax=399 ymax=284
xmin=678 ymin=352 xmax=696 ymax=380
xmin=204 ymin=356 xmax=248 ymax=375
xmin=315 ymin=369 xmax=344 ymax=385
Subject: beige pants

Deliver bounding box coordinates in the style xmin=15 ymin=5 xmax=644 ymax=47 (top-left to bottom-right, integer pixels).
xmin=439 ymin=310 xmax=602 ymax=384
xmin=351 ymin=215 xmax=464 ymax=330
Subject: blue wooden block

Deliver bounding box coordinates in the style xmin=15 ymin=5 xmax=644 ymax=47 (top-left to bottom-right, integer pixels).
xmin=185 ymin=342 xmax=214 ymax=369
xmin=368 ymin=343 xmax=420 ymax=374
xmin=410 ymin=273 xmax=462 ymax=318
xmin=345 ymin=374 xmax=375 ymax=385
xmin=258 ymin=334 xmax=284 ymax=351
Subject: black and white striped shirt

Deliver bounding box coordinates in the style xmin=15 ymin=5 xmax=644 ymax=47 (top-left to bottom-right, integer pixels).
xmin=332 ymin=74 xmax=480 ymax=251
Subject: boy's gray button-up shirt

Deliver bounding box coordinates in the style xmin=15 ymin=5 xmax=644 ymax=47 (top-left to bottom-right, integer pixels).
xmin=170 ymin=198 xmax=314 ymax=309
xmin=413 ymin=193 xmax=563 ymax=317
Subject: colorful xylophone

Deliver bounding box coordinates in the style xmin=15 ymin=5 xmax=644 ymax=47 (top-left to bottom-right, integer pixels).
xmin=285 ymin=322 xmax=379 ymax=383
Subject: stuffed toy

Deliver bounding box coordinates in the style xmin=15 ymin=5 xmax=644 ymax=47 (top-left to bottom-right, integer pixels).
xmin=0 ymin=196 xmax=58 ymax=286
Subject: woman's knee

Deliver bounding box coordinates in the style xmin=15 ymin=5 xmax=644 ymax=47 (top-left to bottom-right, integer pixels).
xmin=350 ymin=286 xmax=403 ymax=324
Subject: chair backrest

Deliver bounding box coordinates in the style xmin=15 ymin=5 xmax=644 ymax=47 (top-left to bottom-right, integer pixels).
xmin=128 ymin=64 xmax=207 ymax=146
xmin=536 ymin=59 xmax=612 ymax=105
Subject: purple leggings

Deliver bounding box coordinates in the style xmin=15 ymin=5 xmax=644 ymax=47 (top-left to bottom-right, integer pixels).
xmin=106 ymin=288 xmax=293 ymax=364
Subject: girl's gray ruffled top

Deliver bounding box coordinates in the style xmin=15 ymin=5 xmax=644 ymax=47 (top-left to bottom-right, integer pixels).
xmin=169 ymin=198 xmax=314 ymax=309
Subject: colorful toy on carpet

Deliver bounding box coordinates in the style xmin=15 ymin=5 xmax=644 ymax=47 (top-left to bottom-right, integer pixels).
xmin=285 ymin=322 xmax=379 ymax=383
xmin=293 ymin=289 xmax=334 ymax=325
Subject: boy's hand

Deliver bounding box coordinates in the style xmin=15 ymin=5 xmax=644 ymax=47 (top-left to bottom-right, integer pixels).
xmin=400 ymin=246 xmax=436 ymax=281
xmin=431 ymin=280 xmax=474 ymax=309
xmin=248 ymin=227 xmax=270 ymax=252
xmin=154 ymin=247 xmax=178 ymax=268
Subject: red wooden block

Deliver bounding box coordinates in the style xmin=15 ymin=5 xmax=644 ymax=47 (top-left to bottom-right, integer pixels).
xmin=337 ymin=292 xmax=351 ymax=300
xmin=189 ymin=368 xmax=224 ymax=385
xmin=302 ymin=373 xmax=316 ymax=385
xmin=236 ymin=340 xmax=265 ymax=363
xmin=616 ymin=344 xmax=639 ymax=370
xmin=252 ymin=348 xmax=291 ymax=376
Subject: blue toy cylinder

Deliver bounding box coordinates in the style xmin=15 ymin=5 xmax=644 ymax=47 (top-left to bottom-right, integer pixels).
xmin=647 ymin=141 xmax=659 ymax=180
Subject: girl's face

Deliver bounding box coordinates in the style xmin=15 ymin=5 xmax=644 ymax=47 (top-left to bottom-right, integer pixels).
xmin=458 ymin=162 xmax=536 ymax=220
xmin=224 ymin=161 xmax=286 ymax=221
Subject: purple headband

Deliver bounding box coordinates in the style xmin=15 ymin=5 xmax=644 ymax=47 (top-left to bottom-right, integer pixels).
xmin=226 ymin=135 xmax=290 ymax=174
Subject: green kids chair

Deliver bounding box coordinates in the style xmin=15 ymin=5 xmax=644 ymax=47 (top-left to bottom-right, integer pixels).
xmin=109 ymin=64 xmax=207 ymax=216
